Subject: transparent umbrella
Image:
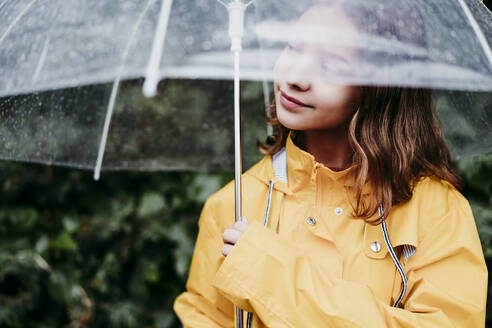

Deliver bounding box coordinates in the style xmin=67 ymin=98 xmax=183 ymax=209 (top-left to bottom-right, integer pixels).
xmin=0 ymin=0 xmax=266 ymax=177
xmin=0 ymin=0 xmax=491 ymax=174
xmin=1 ymin=0 xmax=492 ymax=327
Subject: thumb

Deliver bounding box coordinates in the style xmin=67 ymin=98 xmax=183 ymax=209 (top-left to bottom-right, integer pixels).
xmin=241 ymin=216 xmax=249 ymax=223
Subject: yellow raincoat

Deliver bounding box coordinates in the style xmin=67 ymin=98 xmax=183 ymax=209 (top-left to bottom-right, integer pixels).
xmin=174 ymin=135 xmax=487 ymax=327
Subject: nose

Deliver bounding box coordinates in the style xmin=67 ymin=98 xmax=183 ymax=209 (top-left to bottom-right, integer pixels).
xmin=286 ymin=75 xmax=310 ymax=91
xmin=285 ymin=56 xmax=312 ymax=91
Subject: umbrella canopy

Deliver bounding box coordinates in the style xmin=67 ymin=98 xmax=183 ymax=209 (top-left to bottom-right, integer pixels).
xmin=0 ymin=0 xmax=491 ymax=173
xmin=254 ymin=0 xmax=492 ymax=89
xmin=0 ymin=0 xmax=268 ymax=173
xmin=0 ymin=0 xmax=251 ymax=96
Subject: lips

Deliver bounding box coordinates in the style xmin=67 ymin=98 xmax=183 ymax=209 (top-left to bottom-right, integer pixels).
xmin=279 ymin=90 xmax=312 ymax=109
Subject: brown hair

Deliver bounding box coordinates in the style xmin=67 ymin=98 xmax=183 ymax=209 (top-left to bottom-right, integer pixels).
xmin=259 ymin=87 xmax=460 ymax=222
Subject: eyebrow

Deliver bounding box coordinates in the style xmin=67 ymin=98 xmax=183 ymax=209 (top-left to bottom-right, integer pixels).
xmin=289 ymin=41 xmax=351 ymax=64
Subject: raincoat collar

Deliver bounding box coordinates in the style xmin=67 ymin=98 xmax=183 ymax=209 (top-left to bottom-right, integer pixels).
xmin=248 ymin=132 xmax=355 ymax=194
xmin=248 ymin=132 xmax=419 ymax=252
xmin=285 ymin=133 xmax=356 ymax=191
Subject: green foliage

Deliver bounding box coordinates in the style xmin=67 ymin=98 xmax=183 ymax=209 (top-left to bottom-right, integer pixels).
xmin=455 ymin=153 xmax=492 ymax=325
xmin=0 ymin=162 xmax=232 ymax=327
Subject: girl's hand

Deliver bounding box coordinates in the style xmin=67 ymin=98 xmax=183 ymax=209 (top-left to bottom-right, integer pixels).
xmin=221 ymin=216 xmax=249 ymax=257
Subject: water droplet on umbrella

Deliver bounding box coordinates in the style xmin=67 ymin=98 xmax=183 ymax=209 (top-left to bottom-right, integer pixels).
xmin=185 ymin=36 xmax=194 ymax=46
xmin=202 ymin=41 xmax=212 ymax=50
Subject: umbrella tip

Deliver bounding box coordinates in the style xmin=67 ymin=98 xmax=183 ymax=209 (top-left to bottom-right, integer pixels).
xmin=142 ymin=80 xmax=158 ymax=98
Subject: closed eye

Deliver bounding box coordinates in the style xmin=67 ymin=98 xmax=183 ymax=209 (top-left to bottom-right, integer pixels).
xmin=319 ymin=58 xmax=353 ymax=77
xmin=285 ymin=42 xmax=302 ymax=53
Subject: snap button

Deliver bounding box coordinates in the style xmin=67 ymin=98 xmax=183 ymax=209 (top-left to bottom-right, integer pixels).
xmin=370 ymin=241 xmax=381 ymax=253
xmin=306 ymin=217 xmax=316 ymax=225
xmin=334 ymin=207 xmax=343 ymax=215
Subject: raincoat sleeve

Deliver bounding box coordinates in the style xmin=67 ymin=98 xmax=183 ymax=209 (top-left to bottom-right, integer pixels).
xmin=212 ymin=190 xmax=487 ymax=327
xmin=174 ymin=199 xmax=234 ymax=327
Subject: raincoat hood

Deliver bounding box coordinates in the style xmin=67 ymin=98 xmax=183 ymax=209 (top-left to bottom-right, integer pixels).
xmin=174 ymin=135 xmax=487 ymax=327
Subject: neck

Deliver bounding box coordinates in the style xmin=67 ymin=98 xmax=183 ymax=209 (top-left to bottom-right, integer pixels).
xmin=295 ymin=126 xmax=353 ymax=171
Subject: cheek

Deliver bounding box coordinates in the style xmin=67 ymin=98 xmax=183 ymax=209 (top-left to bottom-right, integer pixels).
xmin=273 ymin=52 xmax=288 ymax=81
xmin=319 ymin=85 xmax=351 ymax=102
xmin=274 ymin=50 xmax=303 ymax=82
xmin=312 ymin=85 xmax=359 ymax=126
xmin=318 ymin=85 xmax=357 ymax=109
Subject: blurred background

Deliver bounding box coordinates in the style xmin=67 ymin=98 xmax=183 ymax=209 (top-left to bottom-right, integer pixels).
xmin=1 ymin=1 xmax=492 ymax=327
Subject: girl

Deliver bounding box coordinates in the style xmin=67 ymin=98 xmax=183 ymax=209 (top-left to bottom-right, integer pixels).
xmin=174 ymin=1 xmax=488 ymax=327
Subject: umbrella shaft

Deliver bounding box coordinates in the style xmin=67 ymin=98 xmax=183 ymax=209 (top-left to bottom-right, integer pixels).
xmin=233 ymin=49 xmax=244 ymax=328
xmin=234 ymin=50 xmax=242 ymax=223
xmin=227 ymin=4 xmax=248 ymax=327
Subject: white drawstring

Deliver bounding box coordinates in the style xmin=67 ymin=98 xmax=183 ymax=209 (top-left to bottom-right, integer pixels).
xmin=379 ymin=204 xmax=408 ymax=307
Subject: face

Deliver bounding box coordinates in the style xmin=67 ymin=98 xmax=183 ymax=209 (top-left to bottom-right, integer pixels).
xmin=274 ymin=5 xmax=360 ymax=131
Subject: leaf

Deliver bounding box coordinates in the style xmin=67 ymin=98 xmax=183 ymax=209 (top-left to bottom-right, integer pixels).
xmin=137 ymin=193 xmax=166 ymax=218
xmin=8 ymin=208 xmax=38 ymax=232
xmin=53 ymin=231 xmax=77 ymax=252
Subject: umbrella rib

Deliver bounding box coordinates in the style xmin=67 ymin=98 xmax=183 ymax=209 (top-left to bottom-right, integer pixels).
xmin=32 ymin=36 xmax=50 ymax=84
xmin=0 ymin=0 xmax=9 ymax=12
xmin=142 ymin=0 xmax=174 ymax=97
xmin=457 ymin=0 xmax=492 ymax=66
xmin=0 ymin=0 xmax=38 ymax=46
xmin=93 ymin=0 xmax=155 ymax=180
xmin=216 ymin=0 xmax=228 ymax=7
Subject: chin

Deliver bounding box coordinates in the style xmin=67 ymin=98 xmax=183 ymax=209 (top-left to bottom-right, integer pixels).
xmin=277 ymin=116 xmax=317 ymax=131
xmin=279 ymin=115 xmax=351 ymax=132
xmin=276 ymin=108 xmax=318 ymax=130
